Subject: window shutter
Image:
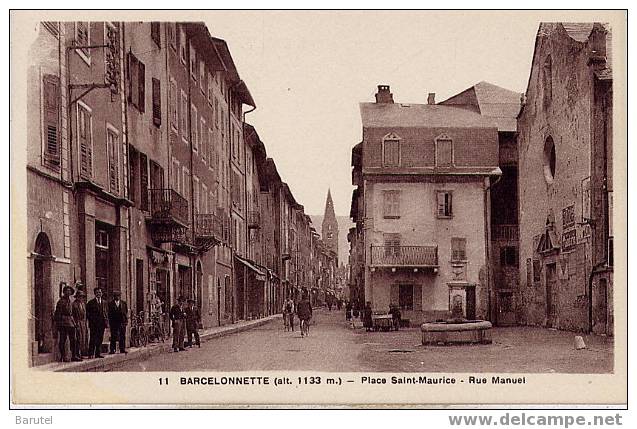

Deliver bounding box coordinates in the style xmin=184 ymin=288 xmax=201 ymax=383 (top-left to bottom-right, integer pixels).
xmin=78 ymin=106 xmax=92 ymax=179
xmin=447 ymin=193 xmax=453 ymax=216
xmin=452 ymin=238 xmax=466 ymax=261
xmin=437 ymin=192 xmax=446 ymax=217
xmin=127 ymin=53 xmax=136 ymax=104
xmin=138 ymin=61 xmax=145 ymax=113
xmin=107 ymin=130 xmax=119 ymax=194
xmin=140 ymin=153 xmax=149 ymax=211
xmin=152 ymin=78 xmax=161 ymax=127
xmin=42 ymin=74 xmax=60 ymax=169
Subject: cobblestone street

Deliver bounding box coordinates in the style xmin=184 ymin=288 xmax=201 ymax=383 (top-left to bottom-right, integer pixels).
xmin=113 ymin=309 xmax=613 ymax=373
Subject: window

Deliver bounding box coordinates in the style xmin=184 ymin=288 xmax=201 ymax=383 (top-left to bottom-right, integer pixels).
xmin=127 ymin=53 xmax=145 ymax=112
xmin=75 ymin=22 xmax=90 ymax=64
xmin=202 ymin=183 xmax=208 ymax=214
xmin=436 ymin=191 xmax=453 ymax=218
xmin=182 ymin=167 xmax=190 ymax=202
xmin=207 ymin=72 xmax=214 ymax=103
xmin=532 ymin=259 xmax=541 ymax=283
xmin=193 ymin=176 xmax=200 ymax=214
xmin=77 ymin=101 xmax=93 ymax=179
xmin=106 ymin=125 xmax=120 ymax=195
xmin=383 ymin=138 xmax=400 ymax=167
xmin=436 ymin=135 xmax=453 ymax=166
xmin=180 ymin=90 xmax=188 ymax=141
xmin=172 ymin=158 xmax=181 ymax=194
xmin=500 ymin=246 xmax=517 ymax=267
xmin=200 ymin=117 xmax=207 ymax=163
xmin=169 ymin=78 xmax=178 ymax=130
xmin=189 ymin=42 xmax=197 ymax=80
xmin=191 ymin=104 xmax=198 ymax=152
xmin=41 ymin=74 xmax=60 ymax=169
xmin=129 ymin=148 xmax=138 ymax=204
xmin=179 ymin=26 xmax=187 ymax=65
xmin=451 ymin=237 xmax=467 ymax=261
xmin=382 ymin=190 xmax=400 ymax=219
xmin=150 ymin=160 xmax=164 ymax=190
xmin=140 ymin=152 xmax=149 ymax=211
xmin=208 ymin=127 xmax=215 ymax=170
xmin=399 ymin=285 xmax=413 ymax=311
xmin=150 ymin=22 xmax=161 ymax=47
xmin=200 ymin=61 xmax=206 ymax=92
xmin=384 ymin=233 xmax=401 ymax=257
xmin=214 ymin=98 xmax=219 ymax=127
xmin=152 ymin=78 xmax=161 ymax=127
xmin=543 ymin=136 xmax=556 ymax=184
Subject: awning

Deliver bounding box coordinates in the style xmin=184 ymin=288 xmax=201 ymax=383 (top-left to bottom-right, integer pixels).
xmin=234 ymin=255 xmax=266 ymax=281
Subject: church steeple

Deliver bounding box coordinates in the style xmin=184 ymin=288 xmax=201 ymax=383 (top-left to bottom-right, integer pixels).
xmin=322 ymin=189 xmax=339 ymax=263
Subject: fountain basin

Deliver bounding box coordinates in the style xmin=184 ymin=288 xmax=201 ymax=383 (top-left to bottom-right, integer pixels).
xmin=421 ymin=320 xmax=492 ymax=345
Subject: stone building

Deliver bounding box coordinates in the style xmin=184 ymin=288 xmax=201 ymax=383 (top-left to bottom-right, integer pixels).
xmin=517 ymin=23 xmax=613 ymax=334
xmin=350 ymin=85 xmax=501 ymax=324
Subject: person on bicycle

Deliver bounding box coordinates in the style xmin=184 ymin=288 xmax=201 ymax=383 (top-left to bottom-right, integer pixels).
xmin=296 ymin=292 xmax=313 ymax=337
xmin=283 ymin=297 xmax=295 ymax=331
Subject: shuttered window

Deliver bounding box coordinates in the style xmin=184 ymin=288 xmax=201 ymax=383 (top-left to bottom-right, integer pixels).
xmin=127 ymin=53 xmax=145 ymax=112
xmin=106 ymin=127 xmax=119 ymax=194
xmin=180 ymin=90 xmax=188 ymax=140
xmin=152 ymin=77 xmax=161 ymax=127
xmin=436 ymin=191 xmax=453 ymax=218
xmin=42 ymin=74 xmax=60 ymax=169
xmin=382 ymin=190 xmax=400 ymax=218
xmin=436 ymin=138 xmax=453 ymax=166
xmin=200 ymin=118 xmax=207 ymax=163
xmin=191 ymin=105 xmax=198 ymax=152
xmin=451 ymin=237 xmax=466 ymax=261
xmin=169 ymin=78 xmax=178 ymax=130
xmin=383 ymin=139 xmax=400 ymax=167
xmin=140 ymin=153 xmax=149 ymax=211
xmin=384 ymin=233 xmax=401 ymax=257
xmin=77 ymin=103 xmax=93 ymax=179
xmin=138 ymin=61 xmax=145 ymax=113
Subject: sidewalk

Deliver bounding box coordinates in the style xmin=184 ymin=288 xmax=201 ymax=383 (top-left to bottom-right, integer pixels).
xmin=37 ymin=314 xmax=281 ymax=372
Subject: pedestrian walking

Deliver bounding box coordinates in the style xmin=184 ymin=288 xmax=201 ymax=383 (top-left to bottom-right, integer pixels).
xmin=184 ymin=299 xmax=201 ymax=348
xmin=363 ymin=301 xmax=373 ymax=332
xmin=71 ymin=289 xmax=89 ymax=359
xmin=53 ymin=284 xmax=80 ymax=362
xmin=107 ymin=291 xmax=128 ymax=354
xmin=86 ymin=287 xmax=108 ymax=358
xmin=170 ymin=296 xmax=186 ymax=352
xmin=283 ymin=297 xmax=295 ymax=331
xmin=296 ymin=293 xmax=313 ymax=338
xmin=345 ymin=301 xmax=352 ymax=321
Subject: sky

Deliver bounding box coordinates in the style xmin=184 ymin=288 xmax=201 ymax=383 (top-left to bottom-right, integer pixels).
xmin=204 ymin=11 xmax=541 ymax=216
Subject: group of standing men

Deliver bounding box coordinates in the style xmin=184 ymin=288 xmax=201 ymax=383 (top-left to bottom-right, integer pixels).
xmin=169 ymin=296 xmax=201 ymax=352
xmin=53 ymin=284 xmax=129 ymax=362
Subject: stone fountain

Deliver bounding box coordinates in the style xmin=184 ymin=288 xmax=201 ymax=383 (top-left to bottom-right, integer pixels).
xmin=421 ymin=295 xmax=492 ymax=345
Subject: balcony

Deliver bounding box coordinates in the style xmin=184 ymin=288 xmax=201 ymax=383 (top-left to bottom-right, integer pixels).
xmin=492 ymin=224 xmax=519 ymax=241
xmin=370 ymin=245 xmax=438 ymax=268
xmin=195 ymin=213 xmax=223 ymax=251
xmin=148 ymin=188 xmax=189 ymax=227
xmin=247 ymin=210 xmax=261 ymax=229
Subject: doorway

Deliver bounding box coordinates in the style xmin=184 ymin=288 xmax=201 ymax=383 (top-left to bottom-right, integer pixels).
xmin=135 ymin=259 xmax=144 ymax=316
xmin=33 ymin=233 xmax=53 ymax=354
xmin=465 ymin=286 xmax=476 ymax=320
xmin=546 ymin=262 xmax=557 ymax=328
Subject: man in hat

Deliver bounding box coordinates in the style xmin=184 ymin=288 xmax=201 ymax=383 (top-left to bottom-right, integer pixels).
xmin=86 ymin=287 xmax=108 ymax=358
xmin=53 ymin=284 xmax=80 ymax=362
xmin=169 ymin=296 xmax=186 ymax=352
xmin=184 ymin=299 xmax=201 ymax=348
xmin=71 ymin=289 xmax=89 ymax=359
xmin=108 ymin=291 xmax=128 ymax=354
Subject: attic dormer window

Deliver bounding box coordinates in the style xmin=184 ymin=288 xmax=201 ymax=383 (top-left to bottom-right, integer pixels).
xmin=435 ymin=134 xmax=453 ymax=166
xmin=382 ymin=133 xmax=401 ymax=167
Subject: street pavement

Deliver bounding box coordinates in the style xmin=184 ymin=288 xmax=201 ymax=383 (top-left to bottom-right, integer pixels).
xmin=113 ymin=309 xmax=614 ymax=373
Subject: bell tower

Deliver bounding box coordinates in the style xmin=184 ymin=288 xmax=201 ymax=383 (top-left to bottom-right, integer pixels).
xmin=322 ymin=189 xmax=339 ymax=263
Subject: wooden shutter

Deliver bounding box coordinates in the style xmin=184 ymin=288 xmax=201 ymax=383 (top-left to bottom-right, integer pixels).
xmin=107 ymin=130 xmax=119 ymax=194
xmin=140 ymin=153 xmax=149 ymax=211
xmin=127 ymin=53 xmax=137 ymax=104
xmin=138 ymin=61 xmax=145 ymax=113
xmin=437 ymin=139 xmax=453 ymax=166
xmin=78 ymin=105 xmax=92 ymax=179
xmin=42 ymin=74 xmax=60 ymax=169
xmin=152 ymin=78 xmax=161 ymax=127
xmin=437 ymin=191 xmax=452 ymax=217
xmin=451 ymin=237 xmax=466 ymax=261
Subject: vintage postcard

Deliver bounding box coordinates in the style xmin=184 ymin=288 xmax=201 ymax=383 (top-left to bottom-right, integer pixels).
xmin=10 ymin=9 xmax=627 ymax=407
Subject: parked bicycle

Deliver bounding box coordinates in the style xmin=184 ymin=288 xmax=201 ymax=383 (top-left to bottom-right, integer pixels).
xmin=129 ymin=311 xmax=148 ymax=348
xmin=147 ymin=311 xmax=165 ymax=343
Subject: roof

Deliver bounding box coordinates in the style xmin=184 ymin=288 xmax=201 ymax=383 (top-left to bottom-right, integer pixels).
xmin=440 ymin=81 xmax=522 ymax=132
xmin=359 ymin=102 xmax=497 ymax=129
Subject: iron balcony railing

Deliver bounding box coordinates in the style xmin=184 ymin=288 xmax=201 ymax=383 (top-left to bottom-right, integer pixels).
xmin=370 ymin=245 xmax=438 ymax=267
xmin=195 ymin=213 xmax=224 ymax=241
xmin=149 ymin=188 xmax=189 ymax=227
xmin=492 ymin=224 xmax=519 ymax=241
xmin=247 ymin=210 xmax=261 ymax=229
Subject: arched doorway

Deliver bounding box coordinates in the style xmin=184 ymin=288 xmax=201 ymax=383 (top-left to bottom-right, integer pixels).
xmin=195 ymin=261 xmax=203 ymax=311
xmin=33 ymin=232 xmax=53 ymax=354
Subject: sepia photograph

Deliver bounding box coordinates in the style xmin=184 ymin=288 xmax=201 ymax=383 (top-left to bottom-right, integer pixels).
xmin=9 ymin=9 xmax=626 ymax=407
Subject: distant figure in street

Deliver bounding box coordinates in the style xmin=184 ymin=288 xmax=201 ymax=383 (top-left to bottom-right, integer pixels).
xmin=336 ymin=299 xmax=342 ymax=311
xmin=72 ymin=289 xmax=89 ymax=359
xmin=53 ymin=284 xmax=79 ymax=362
xmin=296 ymin=293 xmax=313 ymax=337
xmin=184 ymin=299 xmax=201 ymax=348
xmin=363 ymin=301 xmax=373 ymax=332
xmin=108 ymin=291 xmax=128 ymax=354
xmin=345 ymin=301 xmax=352 ymax=321
xmin=86 ymin=287 xmax=108 ymax=358
xmin=389 ymin=304 xmax=401 ymax=331
xmin=283 ymin=297 xmax=295 ymax=331
xmin=327 ymin=298 xmax=332 ymax=312
xmin=352 ymin=301 xmax=360 ymax=319
xmin=170 ymin=296 xmax=186 ymax=352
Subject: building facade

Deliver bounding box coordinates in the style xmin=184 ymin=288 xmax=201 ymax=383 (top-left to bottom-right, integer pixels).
xmin=350 ymin=85 xmax=501 ymax=324
xmin=517 ymin=23 xmax=613 ymax=334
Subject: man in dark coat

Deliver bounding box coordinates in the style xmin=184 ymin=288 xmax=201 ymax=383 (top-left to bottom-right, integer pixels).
xmin=170 ymin=296 xmax=186 ymax=352
xmin=363 ymin=301 xmax=373 ymax=332
xmin=53 ymin=284 xmax=79 ymax=362
xmin=86 ymin=287 xmax=108 ymax=358
xmin=184 ymin=299 xmax=201 ymax=348
xmin=108 ymin=291 xmax=128 ymax=354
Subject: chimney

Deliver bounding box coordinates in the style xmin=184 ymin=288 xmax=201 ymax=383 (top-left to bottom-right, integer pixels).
xmin=375 ymin=85 xmax=394 ymax=104
xmin=427 ymin=93 xmax=436 ymax=105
